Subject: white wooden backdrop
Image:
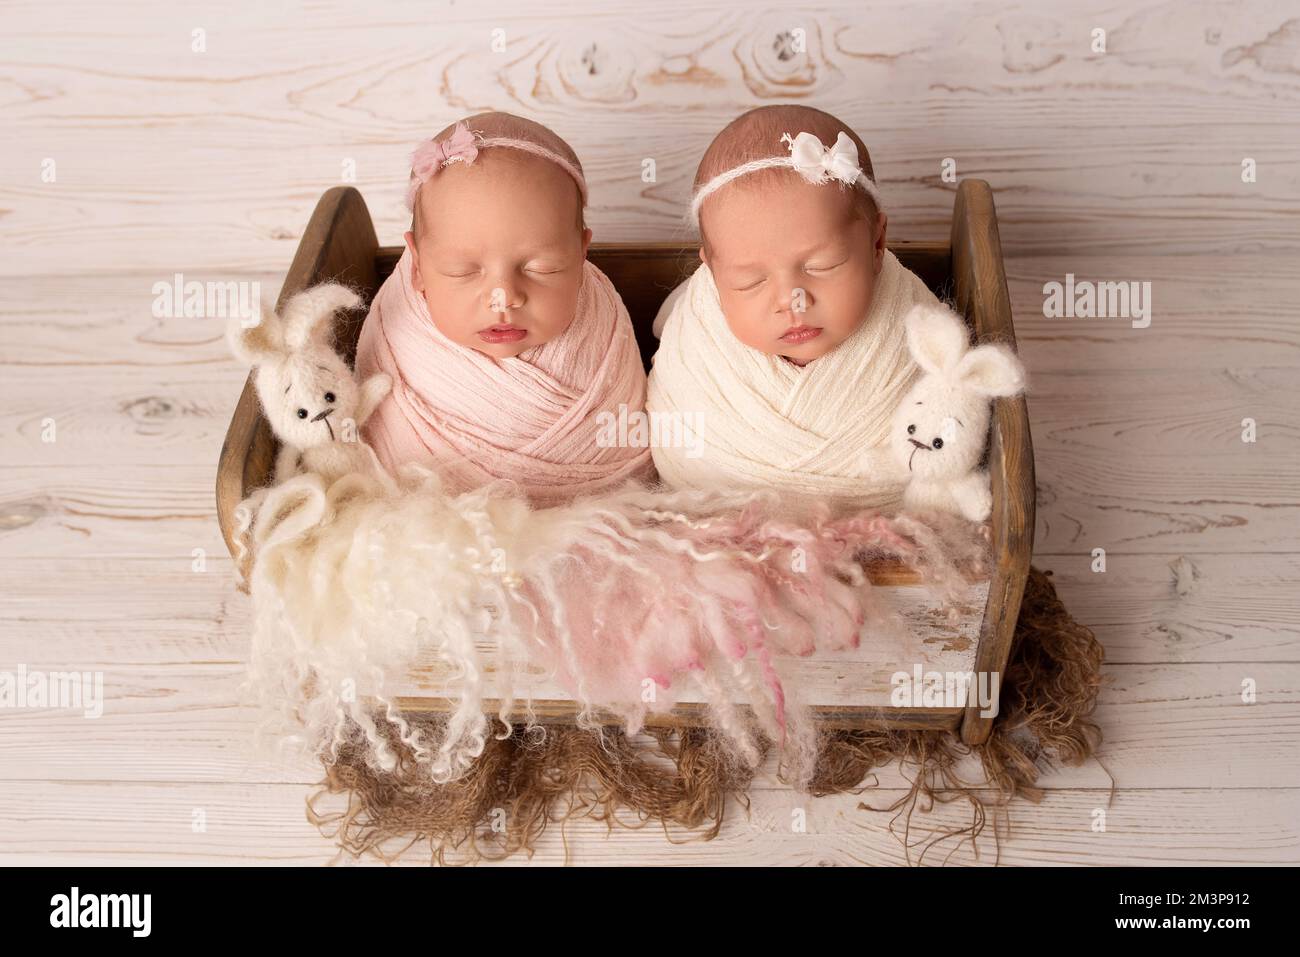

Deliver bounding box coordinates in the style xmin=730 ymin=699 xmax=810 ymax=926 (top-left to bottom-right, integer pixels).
xmin=1 ymin=0 xmax=1298 ymax=865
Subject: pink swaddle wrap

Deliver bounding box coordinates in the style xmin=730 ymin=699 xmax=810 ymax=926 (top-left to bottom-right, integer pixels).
xmin=355 ymin=247 xmax=653 ymax=503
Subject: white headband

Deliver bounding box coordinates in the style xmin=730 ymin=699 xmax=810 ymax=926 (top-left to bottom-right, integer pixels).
xmin=689 ymin=130 xmax=885 ymax=227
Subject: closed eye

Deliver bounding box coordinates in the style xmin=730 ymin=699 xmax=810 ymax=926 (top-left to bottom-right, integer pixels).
xmin=732 ymin=277 xmax=766 ymax=292
xmin=805 ymin=258 xmax=847 ymax=273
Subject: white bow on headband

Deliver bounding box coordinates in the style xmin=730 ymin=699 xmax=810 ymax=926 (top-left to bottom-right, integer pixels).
xmin=689 ymin=128 xmax=884 ymax=226
xmin=781 ymin=131 xmax=864 ymax=187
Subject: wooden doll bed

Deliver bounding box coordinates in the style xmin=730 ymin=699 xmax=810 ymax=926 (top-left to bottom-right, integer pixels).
xmin=215 ymin=180 xmax=1034 ymax=748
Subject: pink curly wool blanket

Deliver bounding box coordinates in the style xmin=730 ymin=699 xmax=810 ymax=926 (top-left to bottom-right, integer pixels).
xmin=242 ymin=466 xmax=988 ymax=788
xmin=354 ymin=247 xmax=652 ymax=503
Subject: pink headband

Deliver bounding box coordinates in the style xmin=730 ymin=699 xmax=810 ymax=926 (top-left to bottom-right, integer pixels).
xmin=404 ymin=121 xmax=589 ymax=211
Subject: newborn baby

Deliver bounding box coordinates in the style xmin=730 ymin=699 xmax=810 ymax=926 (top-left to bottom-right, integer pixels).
xmin=356 ymin=112 xmax=652 ymax=504
xmin=647 ymin=104 xmax=943 ymax=510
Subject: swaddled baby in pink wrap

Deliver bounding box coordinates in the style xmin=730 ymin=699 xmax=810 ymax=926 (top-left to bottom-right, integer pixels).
xmin=356 ymin=112 xmax=652 ymax=504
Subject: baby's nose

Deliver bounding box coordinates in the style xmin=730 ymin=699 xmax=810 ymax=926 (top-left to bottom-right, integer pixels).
xmin=487 ymin=283 xmax=525 ymax=313
xmin=784 ymin=285 xmax=812 ymax=314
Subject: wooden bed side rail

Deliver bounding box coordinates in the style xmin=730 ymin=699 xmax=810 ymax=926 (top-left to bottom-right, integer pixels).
xmin=950 ymin=179 xmax=1036 ymax=746
xmin=215 ymin=186 xmax=379 ymax=570
xmin=213 ymin=185 xmax=1029 ymax=741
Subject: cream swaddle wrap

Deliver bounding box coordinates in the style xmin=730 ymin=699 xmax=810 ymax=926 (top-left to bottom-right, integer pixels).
xmin=647 ymin=249 xmax=940 ymax=510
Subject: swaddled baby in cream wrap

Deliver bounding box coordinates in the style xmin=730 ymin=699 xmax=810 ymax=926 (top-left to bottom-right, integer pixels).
xmin=648 ymin=105 xmax=942 ymax=511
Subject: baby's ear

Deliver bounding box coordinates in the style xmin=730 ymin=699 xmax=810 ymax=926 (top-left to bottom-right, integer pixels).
xmin=280 ymin=283 xmax=361 ymax=353
xmin=955 ymin=342 xmax=1027 ymax=398
xmin=904 ymin=304 xmax=969 ymax=376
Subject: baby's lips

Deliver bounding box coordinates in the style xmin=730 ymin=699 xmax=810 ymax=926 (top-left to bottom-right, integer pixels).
xmin=778 ymin=325 xmax=824 ymax=343
xmin=476 ymin=323 xmax=530 ymax=343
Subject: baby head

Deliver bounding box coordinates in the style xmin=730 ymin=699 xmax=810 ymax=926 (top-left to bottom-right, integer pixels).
xmin=692 ymin=105 xmax=887 ymax=365
xmin=404 ymin=112 xmax=593 ymax=359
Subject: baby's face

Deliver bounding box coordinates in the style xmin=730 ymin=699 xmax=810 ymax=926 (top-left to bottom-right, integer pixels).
xmin=700 ymin=176 xmax=887 ymax=364
xmin=406 ymin=150 xmax=591 ymax=359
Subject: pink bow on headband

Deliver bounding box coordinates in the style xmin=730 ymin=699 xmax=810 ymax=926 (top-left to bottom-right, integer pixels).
xmin=406 ymin=122 xmax=480 ymax=208
xmin=411 ymin=122 xmax=479 ymax=179
xmin=405 ymin=120 xmax=590 ymax=211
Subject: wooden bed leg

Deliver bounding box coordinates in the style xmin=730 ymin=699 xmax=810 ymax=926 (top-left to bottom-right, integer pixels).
xmin=950 ymin=180 xmax=1036 ymax=747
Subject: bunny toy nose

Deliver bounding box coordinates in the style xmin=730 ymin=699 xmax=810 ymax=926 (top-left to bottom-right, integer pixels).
xmin=312 ymin=407 xmax=336 ymax=441
xmin=908 ymin=438 xmax=928 ymax=450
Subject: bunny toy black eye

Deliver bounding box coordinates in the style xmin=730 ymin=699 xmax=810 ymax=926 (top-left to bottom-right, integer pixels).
xmin=906 ymin=424 xmax=916 ymax=435
xmin=324 ymin=391 xmax=336 ymax=403
xmin=931 ymin=437 xmax=944 ymax=449
xmin=296 ymin=408 xmax=308 ymax=419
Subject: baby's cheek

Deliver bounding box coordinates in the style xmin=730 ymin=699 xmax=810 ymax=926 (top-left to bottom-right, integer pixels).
xmin=540 ymin=277 xmax=585 ymax=336
xmin=831 ymin=267 xmax=877 ymax=334
xmin=426 ymin=285 xmax=479 ymax=343
xmin=723 ymin=301 xmax=768 ymax=350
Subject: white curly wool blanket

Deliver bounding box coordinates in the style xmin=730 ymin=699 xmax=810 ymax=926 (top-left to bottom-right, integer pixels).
xmin=646 ymin=250 xmax=941 ymax=510
xmin=237 ymin=465 xmax=987 ymax=789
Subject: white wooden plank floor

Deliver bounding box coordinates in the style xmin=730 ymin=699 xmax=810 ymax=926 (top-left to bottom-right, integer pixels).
xmin=2 ymin=254 xmax=1296 ymax=865
xmin=2 ymin=0 xmax=1298 ymax=865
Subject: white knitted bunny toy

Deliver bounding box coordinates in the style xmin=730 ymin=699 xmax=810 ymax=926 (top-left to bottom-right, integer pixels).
xmin=227 ymin=283 xmax=391 ymax=484
xmin=890 ymin=303 xmax=1027 ymax=522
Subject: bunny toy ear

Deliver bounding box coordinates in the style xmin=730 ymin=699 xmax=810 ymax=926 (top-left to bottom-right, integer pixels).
xmin=253 ymin=474 xmax=327 ymax=552
xmin=279 ymin=283 xmax=362 ymax=353
xmin=226 ymin=301 xmax=285 ymax=366
xmin=955 ymin=342 xmax=1027 ymax=398
xmin=904 ymin=304 xmax=971 ymax=377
